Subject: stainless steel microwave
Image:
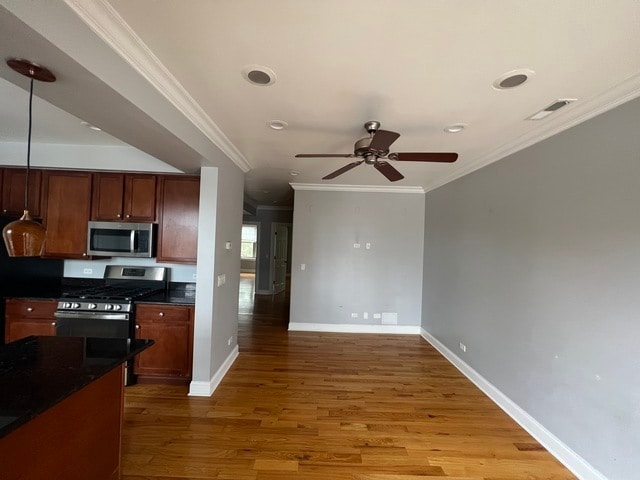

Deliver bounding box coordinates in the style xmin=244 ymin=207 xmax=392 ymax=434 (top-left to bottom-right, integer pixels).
xmin=87 ymin=221 xmax=156 ymax=258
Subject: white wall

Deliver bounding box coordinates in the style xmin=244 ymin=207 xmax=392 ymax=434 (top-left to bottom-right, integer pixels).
xmin=190 ymin=164 xmax=244 ymax=396
xmin=422 ymin=96 xmax=640 ymax=479
xmin=290 ymin=188 xmax=425 ymax=332
xmin=0 ymin=142 xmax=181 ymax=173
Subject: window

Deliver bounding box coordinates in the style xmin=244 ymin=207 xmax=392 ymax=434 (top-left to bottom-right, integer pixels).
xmin=241 ymin=224 xmax=258 ymax=259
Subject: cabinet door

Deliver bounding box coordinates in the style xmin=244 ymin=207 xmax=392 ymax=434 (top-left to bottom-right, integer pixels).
xmin=42 ymin=171 xmax=93 ymax=259
xmin=157 ymin=176 xmax=200 ymax=263
xmin=124 ymin=174 xmax=156 ymax=221
xmin=1 ymin=168 xmax=42 ymax=217
xmin=5 ymin=298 xmax=58 ymax=343
xmin=91 ymin=173 xmax=124 ymax=221
xmin=134 ymin=305 xmax=193 ymax=380
xmin=6 ymin=319 xmax=57 ymax=343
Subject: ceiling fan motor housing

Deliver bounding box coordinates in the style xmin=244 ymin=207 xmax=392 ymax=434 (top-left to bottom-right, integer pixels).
xmin=354 ymin=137 xmax=389 ymax=161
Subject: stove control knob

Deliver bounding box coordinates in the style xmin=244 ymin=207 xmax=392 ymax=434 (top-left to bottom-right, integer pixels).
xmin=88 ymin=303 xmax=97 ymax=310
xmin=105 ymin=304 xmax=113 ymax=310
xmin=72 ymin=303 xmax=80 ymax=309
xmin=114 ymin=304 xmax=122 ymax=311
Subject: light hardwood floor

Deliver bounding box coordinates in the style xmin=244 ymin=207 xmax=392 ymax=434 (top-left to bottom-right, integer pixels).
xmin=121 ymin=274 xmax=575 ymax=479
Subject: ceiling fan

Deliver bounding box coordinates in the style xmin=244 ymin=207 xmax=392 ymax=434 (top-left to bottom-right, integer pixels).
xmin=295 ymin=121 xmax=458 ymax=182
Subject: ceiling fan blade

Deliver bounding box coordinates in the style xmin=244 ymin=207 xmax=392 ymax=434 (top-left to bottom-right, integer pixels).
xmin=295 ymin=153 xmax=354 ymax=158
xmin=368 ymin=129 xmax=400 ymax=152
xmin=374 ymin=161 xmax=404 ymax=182
xmin=392 ymin=152 xmax=458 ymax=163
xmin=322 ymin=160 xmax=364 ymax=180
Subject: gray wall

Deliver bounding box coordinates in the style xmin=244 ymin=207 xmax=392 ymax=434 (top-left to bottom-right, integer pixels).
xmin=243 ymin=207 xmax=293 ymax=293
xmin=291 ymin=189 xmax=425 ymax=328
xmin=422 ymin=97 xmax=640 ymax=479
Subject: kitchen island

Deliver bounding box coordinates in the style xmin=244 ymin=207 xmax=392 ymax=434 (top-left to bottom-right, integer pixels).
xmin=0 ymin=336 xmax=153 ymax=480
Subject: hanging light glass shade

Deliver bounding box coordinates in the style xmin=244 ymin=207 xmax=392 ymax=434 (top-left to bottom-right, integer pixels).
xmin=2 ymin=59 xmax=56 ymax=257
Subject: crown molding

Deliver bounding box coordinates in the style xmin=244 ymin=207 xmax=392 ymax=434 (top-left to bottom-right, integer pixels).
xmin=63 ymin=0 xmax=252 ymax=173
xmin=424 ymin=72 xmax=640 ymax=193
xmin=290 ymin=183 xmax=425 ymax=194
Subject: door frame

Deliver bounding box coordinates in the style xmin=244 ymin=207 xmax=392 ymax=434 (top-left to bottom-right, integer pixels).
xmin=240 ymin=221 xmax=260 ymax=279
xmin=269 ymin=222 xmax=291 ymax=294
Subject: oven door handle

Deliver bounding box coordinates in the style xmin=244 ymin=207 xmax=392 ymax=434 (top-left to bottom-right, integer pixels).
xmin=54 ymin=311 xmax=129 ymax=321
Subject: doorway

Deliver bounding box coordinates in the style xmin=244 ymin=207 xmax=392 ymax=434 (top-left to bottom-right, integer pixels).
xmin=270 ymin=223 xmax=289 ymax=295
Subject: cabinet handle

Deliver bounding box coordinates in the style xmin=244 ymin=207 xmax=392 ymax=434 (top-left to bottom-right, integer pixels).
xmin=2 ymin=209 xmax=6 ymax=213
xmin=51 ymin=322 xmax=56 ymax=326
xmin=135 ymin=324 xmax=140 ymax=330
xmin=27 ymin=307 xmax=33 ymax=312
xmin=82 ymin=253 xmax=87 ymax=257
xmin=159 ymin=312 xmax=165 ymax=317
xmin=117 ymin=214 xmax=121 ymax=218
xmin=126 ymin=214 xmax=131 ymax=218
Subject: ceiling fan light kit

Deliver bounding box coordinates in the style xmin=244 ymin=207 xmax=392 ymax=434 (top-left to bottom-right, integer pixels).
xmin=2 ymin=58 xmax=55 ymax=257
xmin=296 ymin=121 xmax=458 ymax=182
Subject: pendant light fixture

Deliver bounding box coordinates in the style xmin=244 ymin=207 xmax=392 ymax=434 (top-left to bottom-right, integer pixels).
xmin=2 ymin=58 xmax=56 ymax=257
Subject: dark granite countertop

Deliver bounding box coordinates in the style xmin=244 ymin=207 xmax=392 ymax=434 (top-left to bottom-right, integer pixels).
xmin=0 ymin=336 xmax=153 ymax=438
xmin=3 ymin=280 xmax=196 ymax=305
xmin=139 ymin=289 xmax=196 ymax=306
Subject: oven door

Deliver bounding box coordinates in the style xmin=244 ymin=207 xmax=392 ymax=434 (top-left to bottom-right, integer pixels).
xmin=54 ymin=311 xmax=131 ymax=339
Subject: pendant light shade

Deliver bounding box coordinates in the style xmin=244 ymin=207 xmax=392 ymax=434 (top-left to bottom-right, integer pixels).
xmin=2 ymin=59 xmax=56 ymax=257
xmin=3 ymin=210 xmax=46 ymax=256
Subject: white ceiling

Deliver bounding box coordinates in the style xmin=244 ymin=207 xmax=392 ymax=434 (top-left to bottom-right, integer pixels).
xmin=2 ymin=1 xmax=640 ymax=206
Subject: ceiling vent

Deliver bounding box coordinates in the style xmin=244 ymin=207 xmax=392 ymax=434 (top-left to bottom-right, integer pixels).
xmin=242 ymin=65 xmax=277 ymax=86
xmin=528 ymin=98 xmax=576 ymax=120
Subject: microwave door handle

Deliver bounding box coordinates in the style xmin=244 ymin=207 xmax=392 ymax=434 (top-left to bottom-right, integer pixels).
xmin=130 ymin=229 xmax=136 ymax=253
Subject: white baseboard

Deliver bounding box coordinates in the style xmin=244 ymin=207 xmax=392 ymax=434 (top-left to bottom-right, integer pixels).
xmin=289 ymin=322 xmax=420 ymax=334
xmin=188 ymin=345 xmax=239 ymax=397
xmin=420 ymin=328 xmax=606 ymax=480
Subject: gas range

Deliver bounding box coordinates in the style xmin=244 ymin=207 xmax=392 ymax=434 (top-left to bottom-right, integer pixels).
xmin=56 ymin=266 xmax=168 ymax=314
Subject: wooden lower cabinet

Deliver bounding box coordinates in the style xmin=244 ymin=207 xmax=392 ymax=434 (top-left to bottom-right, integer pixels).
xmin=5 ymin=299 xmax=58 ymax=343
xmin=134 ymin=303 xmax=194 ymax=383
xmin=4 ymin=298 xmax=58 ymax=343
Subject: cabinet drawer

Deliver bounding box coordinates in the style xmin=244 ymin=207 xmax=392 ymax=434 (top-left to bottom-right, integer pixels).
xmin=135 ymin=304 xmax=190 ymax=322
xmin=6 ymin=299 xmax=58 ymax=319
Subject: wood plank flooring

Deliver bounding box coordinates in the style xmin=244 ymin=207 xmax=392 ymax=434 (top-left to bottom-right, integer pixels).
xmin=121 ymin=274 xmax=575 ymax=479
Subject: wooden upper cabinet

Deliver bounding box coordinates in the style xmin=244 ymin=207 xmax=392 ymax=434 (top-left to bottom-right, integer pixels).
xmin=157 ymin=175 xmax=200 ymax=264
xmin=1 ymin=168 xmax=43 ymax=217
xmin=92 ymin=173 xmax=156 ymax=222
xmin=42 ymin=170 xmax=93 ymax=259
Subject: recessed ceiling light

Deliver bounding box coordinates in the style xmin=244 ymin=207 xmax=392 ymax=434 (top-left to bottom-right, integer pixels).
xmin=493 ymin=68 xmax=535 ymax=90
xmin=289 ymin=170 xmax=300 ymax=176
xmin=267 ymin=120 xmax=288 ymax=130
xmin=241 ymin=65 xmax=277 ymax=86
xmin=444 ymin=123 xmax=466 ymax=133
xmin=80 ymin=121 xmax=101 ymax=131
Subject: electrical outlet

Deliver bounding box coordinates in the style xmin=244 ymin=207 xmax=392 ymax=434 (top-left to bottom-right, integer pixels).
xmin=365 ymin=243 xmax=371 ymax=249
xmin=301 ymin=263 xmax=306 ymax=270
xmin=459 ymin=342 xmax=467 ymax=353
xmin=227 ymin=336 xmax=233 ymax=346
xmin=217 ymin=274 xmax=226 ymax=286
xmin=373 ymin=313 xmax=381 ymax=319
xmin=353 ymin=243 xmax=361 ymax=249
xmin=363 ymin=312 xmax=368 ymax=319
xmin=351 ymin=312 xmax=358 ymax=318
xmin=83 ymin=268 xmax=92 ymax=275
